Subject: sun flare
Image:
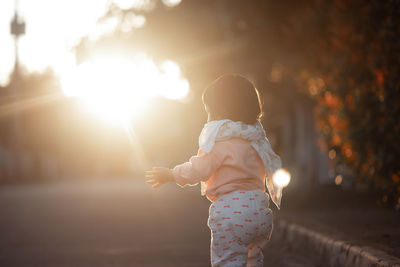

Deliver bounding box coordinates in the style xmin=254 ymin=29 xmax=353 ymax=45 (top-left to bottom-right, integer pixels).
xmin=58 ymin=53 xmax=189 ymax=125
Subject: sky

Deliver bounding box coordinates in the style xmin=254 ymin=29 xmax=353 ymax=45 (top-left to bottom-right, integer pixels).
xmin=0 ymin=0 xmax=182 ymax=86
xmin=0 ymin=0 xmax=114 ymax=85
xmin=0 ymin=0 xmax=188 ymax=125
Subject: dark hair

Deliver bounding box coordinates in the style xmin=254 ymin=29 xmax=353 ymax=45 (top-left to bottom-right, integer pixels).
xmin=202 ymin=74 xmax=263 ymax=124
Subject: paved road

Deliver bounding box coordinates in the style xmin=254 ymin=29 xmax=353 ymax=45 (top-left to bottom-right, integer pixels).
xmin=0 ymin=180 xmax=320 ymax=267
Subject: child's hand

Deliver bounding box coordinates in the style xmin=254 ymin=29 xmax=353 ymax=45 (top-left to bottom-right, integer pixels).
xmin=145 ymin=167 xmax=174 ymax=188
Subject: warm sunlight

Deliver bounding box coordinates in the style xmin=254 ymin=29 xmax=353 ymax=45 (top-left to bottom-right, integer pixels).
xmin=58 ymin=53 xmax=190 ymax=125
xmin=0 ymin=0 xmax=183 ymax=85
xmin=272 ymin=168 xmax=291 ymax=188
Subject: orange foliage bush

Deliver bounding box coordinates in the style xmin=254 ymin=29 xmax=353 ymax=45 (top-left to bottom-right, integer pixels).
xmin=294 ymin=0 xmax=400 ymax=205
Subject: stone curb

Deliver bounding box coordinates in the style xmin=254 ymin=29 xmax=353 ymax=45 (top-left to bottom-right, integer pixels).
xmin=276 ymin=220 xmax=400 ymax=267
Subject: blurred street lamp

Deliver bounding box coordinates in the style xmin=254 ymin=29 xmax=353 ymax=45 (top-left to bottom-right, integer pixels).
xmin=7 ymin=0 xmax=26 ymax=180
xmin=10 ymin=0 xmax=25 ymax=76
xmin=273 ymin=168 xmax=291 ymax=199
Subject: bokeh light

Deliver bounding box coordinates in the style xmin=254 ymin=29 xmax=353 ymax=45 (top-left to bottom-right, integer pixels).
xmin=328 ymin=149 xmax=336 ymax=159
xmin=335 ymin=175 xmax=343 ymax=185
xmin=272 ymin=168 xmax=291 ymax=188
xmin=162 ymin=0 xmax=182 ymax=7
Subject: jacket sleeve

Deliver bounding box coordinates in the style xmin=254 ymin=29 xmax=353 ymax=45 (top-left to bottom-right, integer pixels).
xmin=172 ymin=144 xmax=225 ymax=187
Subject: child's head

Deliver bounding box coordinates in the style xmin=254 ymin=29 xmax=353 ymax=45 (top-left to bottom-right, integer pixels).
xmin=202 ymin=74 xmax=263 ymax=124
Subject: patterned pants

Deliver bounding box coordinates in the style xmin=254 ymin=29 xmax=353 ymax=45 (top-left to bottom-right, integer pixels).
xmin=207 ymin=190 xmax=273 ymax=267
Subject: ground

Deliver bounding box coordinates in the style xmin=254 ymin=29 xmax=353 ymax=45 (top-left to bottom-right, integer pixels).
xmin=0 ymin=179 xmax=321 ymax=267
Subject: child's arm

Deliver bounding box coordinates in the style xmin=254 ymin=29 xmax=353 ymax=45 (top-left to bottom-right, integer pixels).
xmin=172 ymin=149 xmax=223 ymax=187
xmin=145 ymin=144 xmax=225 ymax=188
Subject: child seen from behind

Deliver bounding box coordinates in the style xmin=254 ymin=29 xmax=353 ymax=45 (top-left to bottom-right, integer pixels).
xmin=145 ymin=74 xmax=283 ymax=267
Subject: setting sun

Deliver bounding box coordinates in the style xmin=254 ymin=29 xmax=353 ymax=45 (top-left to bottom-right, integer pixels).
xmin=58 ymin=53 xmax=190 ymax=125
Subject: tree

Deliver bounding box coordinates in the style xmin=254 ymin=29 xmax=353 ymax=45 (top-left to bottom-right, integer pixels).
xmin=289 ymin=0 xmax=400 ymax=206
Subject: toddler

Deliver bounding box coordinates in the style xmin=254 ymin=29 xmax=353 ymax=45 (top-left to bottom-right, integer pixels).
xmin=145 ymin=74 xmax=282 ymax=267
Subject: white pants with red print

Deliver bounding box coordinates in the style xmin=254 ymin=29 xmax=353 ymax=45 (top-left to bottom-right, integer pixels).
xmin=207 ymin=190 xmax=273 ymax=267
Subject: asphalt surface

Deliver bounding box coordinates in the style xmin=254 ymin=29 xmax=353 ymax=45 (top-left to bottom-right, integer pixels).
xmin=0 ymin=180 xmax=321 ymax=267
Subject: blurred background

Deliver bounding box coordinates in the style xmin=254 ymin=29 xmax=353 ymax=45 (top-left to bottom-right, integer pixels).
xmin=1 ymin=0 xmax=399 ymax=266
xmin=1 ymin=0 xmax=398 ymax=205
